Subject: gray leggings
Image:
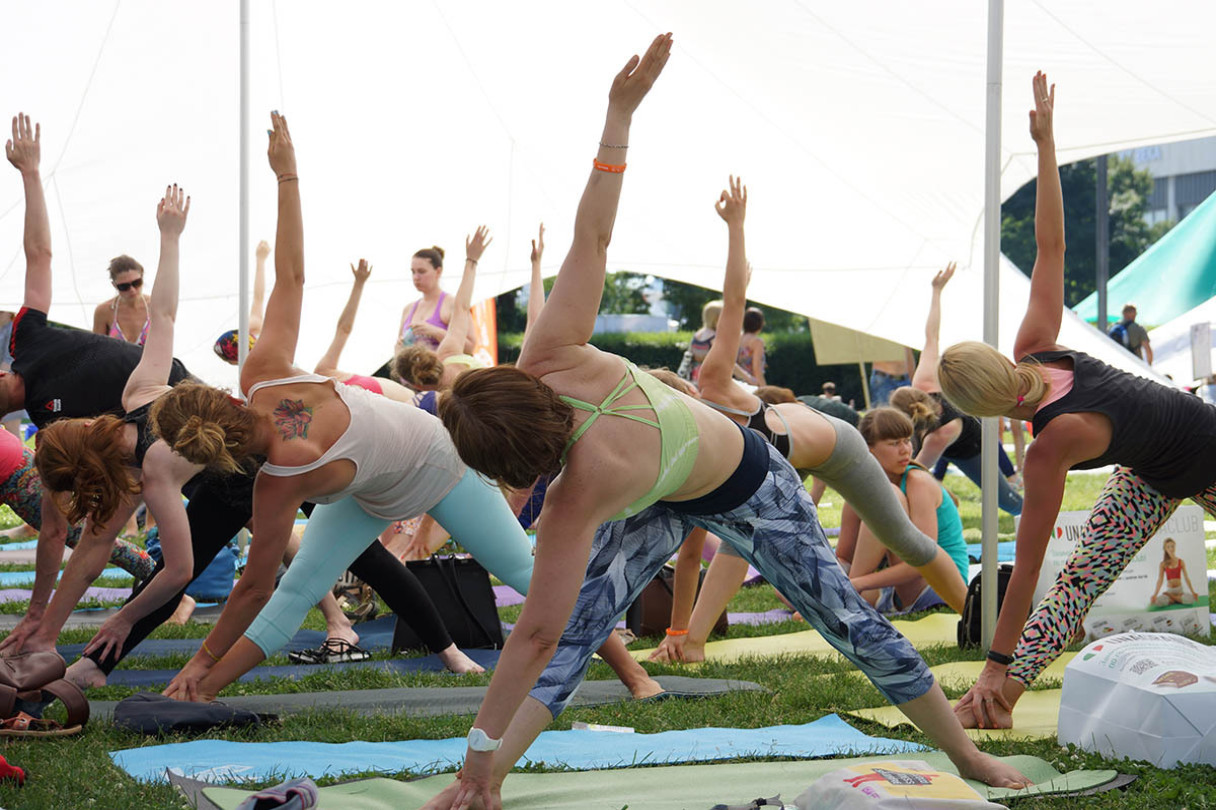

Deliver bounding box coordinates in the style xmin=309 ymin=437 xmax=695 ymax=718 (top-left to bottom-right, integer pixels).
xmin=717 ymin=410 xmax=938 ymax=567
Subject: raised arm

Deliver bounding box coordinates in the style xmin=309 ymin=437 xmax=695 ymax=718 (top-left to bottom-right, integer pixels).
xmin=912 ymin=262 xmax=955 ymax=392
xmin=241 ymin=113 xmax=303 ymax=391
xmin=436 ymin=226 xmax=491 ymax=361
xmin=122 ymin=185 xmax=190 ymax=410
xmin=6 ymin=114 xmax=51 ymax=313
xmin=699 ymin=176 xmax=755 ymax=407
xmin=519 ymin=34 xmax=672 ymax=362
xmin=1013 ymin=72 xmax=1065 ymax=358
xmin=249 ymin=240 xmax=271 ymax=338
xmin=525 ymin=223 xmax=546 ymax=334
xmin=313 ymin=259 xmax=371 ymax=376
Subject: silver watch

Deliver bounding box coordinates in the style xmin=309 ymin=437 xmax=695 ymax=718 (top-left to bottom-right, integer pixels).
xmin=467 ymin=726 xmax=502 ymax=752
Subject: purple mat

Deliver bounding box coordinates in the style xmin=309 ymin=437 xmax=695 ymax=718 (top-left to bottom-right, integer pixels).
xmin=0 ymin=586 xmax=131 ymax=604
xmin=493 ymin=584 xmax=524 ymax=607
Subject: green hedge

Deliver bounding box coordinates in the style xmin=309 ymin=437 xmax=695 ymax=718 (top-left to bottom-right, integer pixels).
xmin=498 ymin=332 xmax=869 ymax=405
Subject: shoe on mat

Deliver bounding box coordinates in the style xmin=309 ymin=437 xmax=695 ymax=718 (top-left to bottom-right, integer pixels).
xmin=287 ymin=639 xmax=372 ymax=665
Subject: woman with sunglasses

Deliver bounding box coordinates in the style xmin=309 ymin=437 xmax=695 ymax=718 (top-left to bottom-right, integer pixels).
xmin=93 ymin=255 xmax=150 ymax=346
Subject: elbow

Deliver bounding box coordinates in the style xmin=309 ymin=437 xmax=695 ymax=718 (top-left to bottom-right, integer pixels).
xmin=1036 ymin=235 xmax=1066 ymax=257
xmin=164 ymin=565 xmax=193 ymax=593
xmin=25 ymin=244 xmax=52 ymax=264
xmin=231 ymin=578 xmax=275 ymax=610
xmin=524 ymin=627 xmax=562 ymax=660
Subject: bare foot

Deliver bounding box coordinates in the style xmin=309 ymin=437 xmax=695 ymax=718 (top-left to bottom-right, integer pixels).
xmin=955 ymin=751 xmax=1032 ymax=789
xmin=65 ymin=657 xmax=108 ymax=689
xmin=165 ymin=594 xmax=196 ymax=625
xmin=437 ymin=644 xmax=485 ymax=674
xmin=325 ymin=623 xmax=360 ymax=648
xmin=628 ymin=674 xmax=665 ymax=700
xmin=0 ymin=522 xmax=37 ymax=541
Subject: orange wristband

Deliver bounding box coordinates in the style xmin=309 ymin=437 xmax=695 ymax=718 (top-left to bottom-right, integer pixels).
xmin=593 ymin=158 xmax=626 ymax=174
xmin=665 ymin=627 xmax=689 ymax=637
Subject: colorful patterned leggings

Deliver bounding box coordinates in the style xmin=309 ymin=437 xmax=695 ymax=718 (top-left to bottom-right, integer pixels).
xmin=1 ymin=448 xmax=155 ymax=581
xmin=1008 ymin=465 xmax=1216 ymax=687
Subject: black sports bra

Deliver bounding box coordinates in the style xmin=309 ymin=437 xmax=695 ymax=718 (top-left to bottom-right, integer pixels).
xmin=705 ymin=398 xmax=792 ymax=459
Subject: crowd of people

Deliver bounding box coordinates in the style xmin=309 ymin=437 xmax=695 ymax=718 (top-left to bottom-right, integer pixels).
xmin=2 ymin=36 xmax=1214 ymax=809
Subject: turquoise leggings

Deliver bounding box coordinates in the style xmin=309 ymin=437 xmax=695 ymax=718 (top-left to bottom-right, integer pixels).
xmin=245 ymin=468 xmax=534 ymax=656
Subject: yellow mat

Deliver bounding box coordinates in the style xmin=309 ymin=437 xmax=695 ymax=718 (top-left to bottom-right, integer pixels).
xmin=929 ymin=652 xmax=1075 ymax=688
xmin=848 ymin=688 xmax=1064 ymax=741
xmin=631 ymin=612 xmax=959 ymax=664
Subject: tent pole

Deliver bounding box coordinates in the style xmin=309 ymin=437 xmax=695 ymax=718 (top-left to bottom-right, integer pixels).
xmin=1096 ymin=155 xmax=1109 ymax=332
xmin=237 ymin=0 xmax=251 ymax=376
xmin=858 ymin=362 xmax=871 ymax=409
xmin=981 ymin=0 xmax=1005 ymax=650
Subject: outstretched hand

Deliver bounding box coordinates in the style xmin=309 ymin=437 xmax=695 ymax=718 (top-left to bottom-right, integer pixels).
xmin=5 ymin=113 xmax=40 ymax=174
xmin=267 ymin=111 xmax=297 ymax=177
xmin=714 ymin=175 xmax=747 ymax=226
xmin=351 ymin=258 xmax=372 ymax=283
xmin=466 ymin=225 xmax=493 ymax=263
xmin=530 ymin=223 xmax=545 ymax=264
xmin=1029 ymin=71 xmax=1055 ymax=144
xmin=608 ymin=33 xmax=674 ymax=118
xmin=931 ymin=261 xmax=956 ymax=290
xmin=157 ymin=184 xmax=191 ymax=237
xmin=256 ymin=240 xmax=272 ymax=261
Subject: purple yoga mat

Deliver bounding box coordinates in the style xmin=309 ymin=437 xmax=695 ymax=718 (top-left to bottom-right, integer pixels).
xmin=0 ymin=586 xmax=131 ymax=605
xmin=493 ymin=584 xmax=525 ymax=607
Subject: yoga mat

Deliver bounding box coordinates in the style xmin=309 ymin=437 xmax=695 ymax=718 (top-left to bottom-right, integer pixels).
xmin=0 ymin=602 xmax=223 ymax=631
xmin=90 ymin=675 xmax=764 ymax=721
xmin=929 ymin=652 xmax=1076 ymax=688
xmin=103 ymin=647 xmax=503 ymax=688
xmin=0 ymin=585 xmax=131 ymax=605
xmin=0 ymin=566 xmax=130 ymax=587
xmin=111 ymin=714 xmax=926 ymax=783
xmin=0 ymin=546 xmax=69 ymax=564
xmin=848 ymin=688 xmax=1065 ymax=741
xmin=190 ymin=755 xmax=1125 ymax=810
xmin=0 ymin=539 xmax=38 ymax=550
xmin=630 ymin=612 xmax=958 ymax=663
xmin=56 ymin=615 xmax=401 ymax=660
xmin=493 ymin=584 xmax=524 ymax=607
xmin=965 ymin=540 xmax=1016 ymax=563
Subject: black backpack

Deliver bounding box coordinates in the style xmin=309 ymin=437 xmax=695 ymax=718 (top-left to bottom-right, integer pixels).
xmin=957 ymin=564 xmax=1014 ymax=648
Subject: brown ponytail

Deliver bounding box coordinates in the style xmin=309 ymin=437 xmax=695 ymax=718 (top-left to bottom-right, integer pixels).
xmin=393 ymin=345 xmax=445 ymax=389
xmin=150 ymin=384 xmax=259 ymax=474
xmin=888 ymin=386 xmax=941 ymax=443
xmin=35 ymin=417 xmax=141 ymax=526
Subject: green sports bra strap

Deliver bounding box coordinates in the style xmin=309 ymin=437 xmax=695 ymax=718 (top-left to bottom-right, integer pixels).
xmin=560 ymin=372 xmax=661 ymax=454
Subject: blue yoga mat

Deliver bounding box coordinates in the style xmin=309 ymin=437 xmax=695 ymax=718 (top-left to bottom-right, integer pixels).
xmin=0 ymin=539 xmax=38 ymax=550
xmin=104 ymin=647 xmax=502 ymax=687
xmin=964 ymin=541 xmax=1016 ymax=564
xmin=111 ymin=713 xmax=926 ymax=783
xmin=57 ymin=615 xmax=401 ymax=660
xmin=0 ymin=567 xmax=131 ymax=587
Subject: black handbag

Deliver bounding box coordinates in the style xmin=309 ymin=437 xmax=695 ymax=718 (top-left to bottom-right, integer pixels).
xmin=957 ymin=563 xmax=1014 ymax=648
xmin=392 ymin=555 xmax=505 ymax=653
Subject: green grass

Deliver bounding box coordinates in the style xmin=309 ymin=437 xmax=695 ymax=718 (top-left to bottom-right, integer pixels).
xmin=1 ymin=473 xmax=1215 ymax=808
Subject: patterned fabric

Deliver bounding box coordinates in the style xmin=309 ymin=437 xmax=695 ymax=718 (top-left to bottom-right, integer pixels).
xmin=0 ymin=449 xmax=155 ymax=580
xmin=530 ymin=443 xmax=935 ymax=715
xmin=1008 ymin=465 xmax=1216 ymax=687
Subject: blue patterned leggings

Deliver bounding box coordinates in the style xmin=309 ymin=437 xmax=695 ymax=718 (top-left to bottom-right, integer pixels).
xmin=531 ymin=444 xmax=935 ymax=715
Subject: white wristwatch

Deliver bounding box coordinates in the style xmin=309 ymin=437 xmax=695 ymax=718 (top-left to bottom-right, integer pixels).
xmin=467 ymin=727 xmax=502 ymax=752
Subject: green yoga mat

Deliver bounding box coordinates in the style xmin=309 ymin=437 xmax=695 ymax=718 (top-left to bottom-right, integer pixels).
xmin=91 ymin=675 xmax=764 ymax=721
xmin=194 ymin=754 xmax=1121 ymax=809
xmin=630 ymin=612 xmax=959 ymax=664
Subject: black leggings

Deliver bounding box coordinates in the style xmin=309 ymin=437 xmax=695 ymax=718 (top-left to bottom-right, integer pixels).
xmin=88 ymin=482 xmax=454 ymax=673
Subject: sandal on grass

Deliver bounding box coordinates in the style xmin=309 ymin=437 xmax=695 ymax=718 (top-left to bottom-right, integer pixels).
xmin=0 ymin=711 xmax=82 ymax=738
xmin=287 ymin=639 xmax=372 ymax=665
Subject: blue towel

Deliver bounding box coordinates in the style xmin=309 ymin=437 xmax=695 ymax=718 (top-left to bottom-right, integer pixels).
xmin=57 ymin=615 xmax=401 ymax=660
xmin=964 ymin=541 xmax=1016 ymax=563
xmin=110 ymin=713 xmax=926 ymax=783
xmin=0 ymin=567 xmax=131 ymax=587
xmin=103 ymin=647 xmax=502 ymax=688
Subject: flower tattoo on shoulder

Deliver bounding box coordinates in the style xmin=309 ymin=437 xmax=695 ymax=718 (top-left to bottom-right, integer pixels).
xmin=273 ymin=398 xmax=313 ymax=440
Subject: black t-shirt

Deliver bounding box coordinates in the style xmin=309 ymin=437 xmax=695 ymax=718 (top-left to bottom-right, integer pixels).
xmin=931 ymin=392 xmax=983 ymax=461
xmin=9 ymin=307 xmax=191 ymax=429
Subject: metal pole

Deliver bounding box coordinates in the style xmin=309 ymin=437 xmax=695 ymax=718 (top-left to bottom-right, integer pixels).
xmin=981 ymin=0 xmax=1005 ymax=650
xmin=1096 ymin=155 xmax=1109 ymax=333
xmin=858 ymin=362 xmax=871 ymax=410
xmin=237 ymin=0 xmax=251 ymax=375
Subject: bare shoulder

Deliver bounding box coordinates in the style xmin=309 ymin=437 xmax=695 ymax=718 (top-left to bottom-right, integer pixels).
xmin=904 ymin=467 xmax=943 ymax=501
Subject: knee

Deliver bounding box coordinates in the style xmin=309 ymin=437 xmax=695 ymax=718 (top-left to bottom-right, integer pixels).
xmin=1180 ymin=592 xmax=1196 ymax=604
xmin=1153 ymin=594 xmax=1171 ymax=607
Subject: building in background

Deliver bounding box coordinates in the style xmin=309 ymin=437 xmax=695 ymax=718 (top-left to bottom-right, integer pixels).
xmin=1126 ymin=135 xmax=1216 ymax=226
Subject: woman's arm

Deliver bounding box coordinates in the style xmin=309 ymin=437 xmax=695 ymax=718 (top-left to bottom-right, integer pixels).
xmin=647 ymin=527 xmax=707 ymax=662
xmin=915 ymin=419 xmax=962 ymax=469
xmin=92 ymin=302 xmax=110 ymax=336
xmin=519 ymin=35 xmax=672 ymax=363
xmin=436 ymin=227 xmax=491 ymax=362
xmin=850 ymin=471 xmax=939 ymax=591
xmin=1150 ymin=565 xmax=1164 ymax=600
xmin=0 ymin=488 xmax=67 ymax=654
xmin=241 ymin=113 xmax=304 ymax=392
xmin=314 ymin=259 xmax=371 ymax=376
xmin=747 ymin=337 xmax=767 ymax=386
xmin=525 ymin=223 xmax=546 ymax=335
xmin=249 ymin=240 xmax=270 ymax=339
xmin=1180 ymin=562 xmax=1199 ymax=597
xmin=123 ymin=185 xmax=190 ymax=411
xmin=7 ymin=114 xmax=52 ymax=313
xmin=912 ymin=262 xmax=955 ymax=392
xmin=1013 ymin=72 xmax=1066 ymax=359
xmin=698 ymin=176 xmax=755 ymax=409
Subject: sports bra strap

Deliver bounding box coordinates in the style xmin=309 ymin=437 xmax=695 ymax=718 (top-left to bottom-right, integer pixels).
xmin=560 ymin=370 xmax=661 ymax=459
xmin=247 ymin=372 xmax=333 ymax=399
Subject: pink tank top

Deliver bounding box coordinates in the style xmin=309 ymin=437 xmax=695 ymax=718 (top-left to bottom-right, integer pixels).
xmin=342 ymin=374 xmax=384 ymax=396
xmin=1035 ymin=366 xmax=1074 ymax=412
xmin=400 ymin=291 xmax=449 ymax=350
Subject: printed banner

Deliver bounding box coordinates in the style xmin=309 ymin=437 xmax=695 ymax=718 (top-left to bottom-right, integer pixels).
xmin=1030 ymin=505 xmax=1209 ymax=642
xmin=470 ymin=297 xmax=497 ymax=368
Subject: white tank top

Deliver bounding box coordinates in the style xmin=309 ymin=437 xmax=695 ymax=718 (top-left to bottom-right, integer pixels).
xmin=250 ymin=373 xmax=464 ymax=520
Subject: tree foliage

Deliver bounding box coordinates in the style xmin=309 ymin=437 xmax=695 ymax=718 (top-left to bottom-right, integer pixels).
xmin=1001 ymin=155 xmax=1174 ymax=309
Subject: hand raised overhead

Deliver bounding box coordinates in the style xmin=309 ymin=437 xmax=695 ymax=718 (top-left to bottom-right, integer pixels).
xmin=1029 ymin=71 xmax=1055 ymax=144
xmin=714 ymin=174 xmax=747 ymax=226
xmin=608 ymin=33 xmax=674 ymax=118
xmin=157 ymin=184 xmax=191 ymax=237
xmin=466 ymin=225 xmax=493 ymax=263
xmin=931 ymin=261 xmax=956 ymax=290
xmin=256 ymin=240 xmax=272 ymax=261
xmin=530 ymin=222 xmax=545 ymax=264
xmin=351 ymin=258 xmax=372 ymax=282
xmin=267 ymin=111 xmax=297 ymax=177
xmin=5 ymin=113 xmax=40 ymax=173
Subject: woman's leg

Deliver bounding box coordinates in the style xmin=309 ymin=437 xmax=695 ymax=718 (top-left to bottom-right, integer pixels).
xmin=1007 ymin=467 xmax=1177 ymax=690
xmin=949 ymin=453 xmax=1023 ymax=516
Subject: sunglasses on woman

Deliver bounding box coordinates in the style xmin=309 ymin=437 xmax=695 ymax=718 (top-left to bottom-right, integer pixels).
xmin=114 ymin=278 xmax=144 ymax=292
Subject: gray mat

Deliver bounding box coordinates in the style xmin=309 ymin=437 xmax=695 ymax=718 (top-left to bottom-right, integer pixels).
xmin=0 ymin=603 xmax=225 ymax=631
xmin=92 ymin=676 xmax=764 ymax=721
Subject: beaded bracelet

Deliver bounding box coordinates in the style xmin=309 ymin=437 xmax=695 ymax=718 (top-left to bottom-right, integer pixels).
xmin=593 ymin=158 xmax=626 ymax=174
xmin=277 ymin=173 xmax=298 ymax=184
xmin=599 ymin=141 xmax=629 ymax=149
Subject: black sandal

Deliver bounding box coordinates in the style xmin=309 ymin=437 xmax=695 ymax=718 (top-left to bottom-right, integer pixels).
xmin=287 ymin=639 xmax=372 ymax=665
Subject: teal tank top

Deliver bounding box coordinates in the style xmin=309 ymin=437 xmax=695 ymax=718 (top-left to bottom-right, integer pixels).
xmin=900 ymin=464 xmax=969 ymax=584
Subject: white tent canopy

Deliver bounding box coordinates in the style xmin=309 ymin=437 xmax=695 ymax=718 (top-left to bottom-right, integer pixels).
xmin=3 ymin=2 xmax=1212 ymax=388
xmin=1148 ymin=296 xmax=1216 ymax=383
